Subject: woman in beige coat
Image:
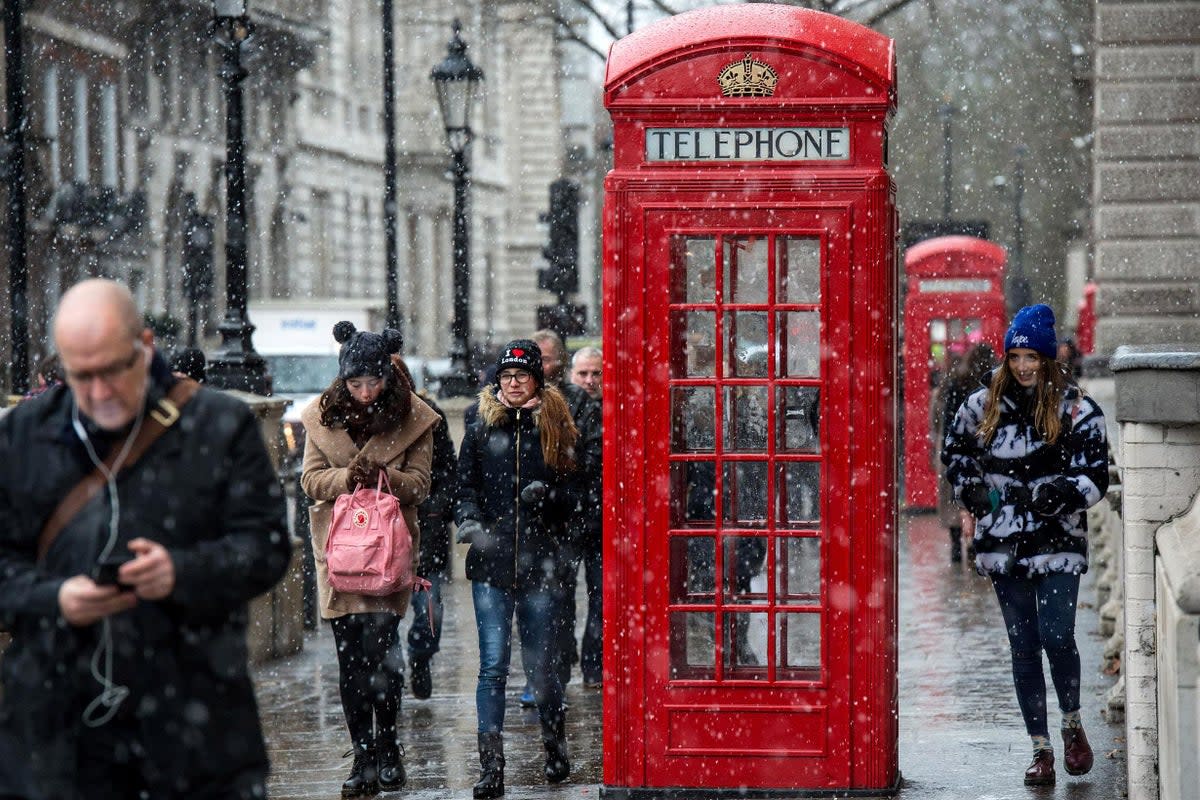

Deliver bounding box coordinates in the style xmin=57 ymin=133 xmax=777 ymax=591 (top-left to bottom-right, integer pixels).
xmin=301 ymin=322 xmax=438 ymax=798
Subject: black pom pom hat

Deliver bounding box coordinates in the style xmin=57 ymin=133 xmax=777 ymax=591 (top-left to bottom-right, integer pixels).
xmin=333 ymin=321 xmax=403 ymax=380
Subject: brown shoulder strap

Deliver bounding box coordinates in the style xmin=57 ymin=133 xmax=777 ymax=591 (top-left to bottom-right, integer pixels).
xmin=36 ymin=379 xmax=201 ymax=562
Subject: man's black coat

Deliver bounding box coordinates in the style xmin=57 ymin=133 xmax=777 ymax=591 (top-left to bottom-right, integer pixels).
xmin=0 ymin=367 xmax=291 ymax=799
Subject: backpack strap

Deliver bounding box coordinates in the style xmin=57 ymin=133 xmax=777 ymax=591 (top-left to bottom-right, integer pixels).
xmin=36 ymin=379 xmax=200 ymax=563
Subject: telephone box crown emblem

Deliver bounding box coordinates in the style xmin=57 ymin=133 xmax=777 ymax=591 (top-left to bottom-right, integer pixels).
xmin=717 ymin=53 xmax=779 ymax=98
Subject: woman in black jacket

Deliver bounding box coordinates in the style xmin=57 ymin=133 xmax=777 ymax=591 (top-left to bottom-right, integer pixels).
xmin=456 ymin=340 xmax=587 ymax=799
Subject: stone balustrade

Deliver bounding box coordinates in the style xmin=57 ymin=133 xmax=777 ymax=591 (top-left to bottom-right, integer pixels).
xmin=1110 ymin=345 xmax=1200 ymax=800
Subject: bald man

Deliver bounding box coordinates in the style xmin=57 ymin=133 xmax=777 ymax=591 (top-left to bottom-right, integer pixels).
xmin=0 ymin=279 xmax=290 ymax=799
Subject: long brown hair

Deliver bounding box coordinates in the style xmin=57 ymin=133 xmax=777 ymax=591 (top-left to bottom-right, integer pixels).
xmin=318 ymin=362 xmax=413 ymax=434
xmin=978 ymin=354 xmax=1069 ymax=445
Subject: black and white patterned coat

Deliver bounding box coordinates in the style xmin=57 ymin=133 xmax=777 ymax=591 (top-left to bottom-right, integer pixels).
xmin=941 ymin=376 xmax=1109 ymax=577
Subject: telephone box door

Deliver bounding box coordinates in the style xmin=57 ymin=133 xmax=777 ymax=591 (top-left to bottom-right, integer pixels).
xmin=645 ymin=206 xmax=853 ymax=786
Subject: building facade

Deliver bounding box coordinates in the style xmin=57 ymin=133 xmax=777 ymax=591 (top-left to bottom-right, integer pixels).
xmin=1 ymin=0 xmax=602 ymax=387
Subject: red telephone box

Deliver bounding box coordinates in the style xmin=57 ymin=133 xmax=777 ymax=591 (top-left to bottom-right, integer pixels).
xmin=601 ymin=6 xmax=898 ymax=796
xmin=901 ymin=236 xmax=1006 ymax=510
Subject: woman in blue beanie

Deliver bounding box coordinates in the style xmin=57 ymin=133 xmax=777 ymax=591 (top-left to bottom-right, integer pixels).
xmin=941 ymin=304 xmax=1109 ymax=786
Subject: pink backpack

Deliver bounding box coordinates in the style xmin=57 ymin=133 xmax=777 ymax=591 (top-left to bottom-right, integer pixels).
xmin=326 ymin=471 xmax=417 ymax=596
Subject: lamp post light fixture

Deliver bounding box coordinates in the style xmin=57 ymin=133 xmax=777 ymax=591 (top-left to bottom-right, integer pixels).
xmin=207 ymin=0 xmax=270 ymax=394
xmin=430 ymin=18 xmax=484 ymax=398
xmin=992 ymin=145 xmax=1032 ymax=313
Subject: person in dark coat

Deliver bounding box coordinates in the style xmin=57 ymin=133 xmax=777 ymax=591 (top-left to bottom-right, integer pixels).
xmin=456 ymin=340 xmax=594 ymax=799
xmin=942 ymin=304 xmax=1108 ymax=787
xmin=0 ymin=279 xmax=291 ymax=800
xmin=530 ymin=330 xmax=601 ymax=693
xmin=932 ymin=341 xmax=995 ymax=562
xmin=392 ymin=356 xmax=457 ymax=701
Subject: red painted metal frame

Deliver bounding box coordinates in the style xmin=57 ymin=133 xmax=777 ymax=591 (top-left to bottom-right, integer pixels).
xmin=901 ymin=236 xmax=1007 ymax=510
xmin=602 ymin=6 xmax=897 ymax=795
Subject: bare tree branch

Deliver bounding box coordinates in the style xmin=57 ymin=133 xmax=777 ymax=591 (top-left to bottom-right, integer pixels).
xmin=552 ymin=14 xmax=608 ymax=61
xmin=644 ymin=0 xmax=681 ymax=17
xmin=864 ymin=0 xmax=924 ymax=25
xmin=569 ymin=0 xmax=625 ymax=41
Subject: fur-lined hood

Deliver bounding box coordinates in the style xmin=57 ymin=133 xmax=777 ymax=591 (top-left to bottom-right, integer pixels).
xmin=475 ymin=385 xmax=579 ymax=472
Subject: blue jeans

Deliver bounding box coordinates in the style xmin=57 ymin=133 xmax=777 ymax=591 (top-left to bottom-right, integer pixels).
xmin=472 ymin=581 xmax=563 ymax=734
xmin=407 ymin=573 xmax=444 ymax=662
xmin=991 ymin=573 xmax=1082 ymax=737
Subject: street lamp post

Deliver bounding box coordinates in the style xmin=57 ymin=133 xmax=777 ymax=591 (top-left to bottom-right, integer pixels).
xmin=938 ymin=102 xmax=956 ymax=220
xmin=993 ymin=145 xmax=1032 ymax=313
xmin=381 ymin=0 xmax=400 ymax=332
xmin=4 ymin=0 xmax=29 ymax=394
xmin=430 ymin=19 xmax=483 ymax=398
xmin=207 ymin=0 xmax=269 ymax=394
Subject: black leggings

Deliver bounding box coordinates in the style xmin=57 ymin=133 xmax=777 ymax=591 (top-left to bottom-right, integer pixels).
xmin=330 ymin=612 xmax=404 ymax=750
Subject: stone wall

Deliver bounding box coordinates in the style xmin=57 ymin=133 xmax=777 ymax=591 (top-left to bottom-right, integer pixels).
xmin=1111 ymin=345 xmax=1200 ymax=800
xmin=1091 ymin=1 xmax=1200 ymax=354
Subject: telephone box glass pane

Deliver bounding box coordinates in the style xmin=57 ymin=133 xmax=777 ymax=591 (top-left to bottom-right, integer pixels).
xmin=670 ymin=311 xmax=716 ymax=377
xmin=670 ymin=462 xmax=716 ymax=528
xmin=777 ymin=612 xmax=821 ymax=672
xmin=671 ymin=387 xmax=715 ymax=452
xmin=778 ymin=237 xmax=820 ymax=303
xmin=723 ymin=536 xmax=768 ymax=602
xmin=725 ymin=311 xmax=769 ymax=377
xmin=723 ymin=386 xmax=769 ymax=452
xmin=777 ymin=462 xmax=820 ymax=526
xmin=670 ymin=612 xmax=715 ymax=680
xmin=777 ymin=386 xmax=820 ymax=453
xmin=723 ymin=461 xmax=768 ymax=527
xmin=724 ymin=612 xmax=768 ymax=677
xmin=670 ymin=536 xmax=715 ymax=602
xmin=778 ymin=311 xmax=820 ymax=377
xmin=670 ymin=236 xmax=716 ymax=304
xmin=777 ymin=537 xmax=821 ymax=605
xmin=723 ymin=236 xmax=768 ymax=304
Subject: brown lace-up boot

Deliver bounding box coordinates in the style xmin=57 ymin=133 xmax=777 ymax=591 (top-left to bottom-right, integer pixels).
xmin=1062 ymin=727 xmax=1094 ymax=776
xmin=1024 ymin=749 xmax=1055 ymax=786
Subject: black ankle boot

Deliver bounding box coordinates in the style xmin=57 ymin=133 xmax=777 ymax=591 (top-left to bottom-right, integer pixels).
xmin=377 ymin=738 xmax=405 ymax=791
xmin=949 ymin=526 xmax=962 ymax=562
xmin=473 ymin=731 xmax=505 ymax=799
xmin=540 ymin=710 xmax=570 ymax=784
xmin=341 ymin=743 xmax=379 ymax=798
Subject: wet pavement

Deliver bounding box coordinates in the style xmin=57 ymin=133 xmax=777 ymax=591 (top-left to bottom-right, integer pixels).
xmin=253 ymin=514 xmax=1125 ymax=799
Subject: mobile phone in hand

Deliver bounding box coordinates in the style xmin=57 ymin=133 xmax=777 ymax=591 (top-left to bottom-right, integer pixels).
xmin=91 ymin=552 xmax=134 ymax=589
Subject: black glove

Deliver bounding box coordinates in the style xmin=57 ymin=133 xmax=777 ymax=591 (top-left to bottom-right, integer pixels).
xmin=347 ymin=455 xmax=376 ymax=489
xmin=961 ymin=484 xmax=994 ymax=519
xmin=1031 ymin=480 xmax=1075 ymax=517
xmin=456 ymin=519 xmax=484 ymax=544
xmin=520 ymin=481 xmax=548 ymax=506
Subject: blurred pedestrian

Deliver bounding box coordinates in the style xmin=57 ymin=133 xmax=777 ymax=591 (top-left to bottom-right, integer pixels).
xmin=530 ymin=330 xmax=601 ymax=695
xmin=941 ymin=304 xmax=1108 ymax=786
xmin=932 ymin=341 xmax=995 ymax=562
xmin=0 ymin=279 xmax=291 ymax=800
xmin=391 ymin=355 xmax=457 ymax=701
xmin=456 ymin=340 xmax=595 ymax=798
xmin=567 ymin=346 xmax=604 ymax=686
xmin=300 ymin=322 xmax=438 ymax=797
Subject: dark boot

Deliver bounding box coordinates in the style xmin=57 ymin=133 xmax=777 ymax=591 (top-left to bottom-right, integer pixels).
xmin=341 ymin=743 xmax=379 ymax=798
xmin=410 ymin=656 xmax=432 ymax=700
xmin=1061 ymin=727 xmax=1094 ymax=776
xmin=473 ymin=732 xmax=505 ymax=799
xmin=540 ymin=710 xmax=570 ymax=784
xmin=377 ymin=738 xmax=405 ymax=791
xmin=1023 ymin=749 xmax=1055 ymax=786
xmin=948 ymin=526 xmax=962 ymax=563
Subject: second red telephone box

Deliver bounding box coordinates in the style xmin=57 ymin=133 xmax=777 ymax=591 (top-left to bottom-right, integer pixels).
xmin=602 ymin=6 xmax=898 ymax=796
xmin=902 ymin=236 xmax=1007 ymax=510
